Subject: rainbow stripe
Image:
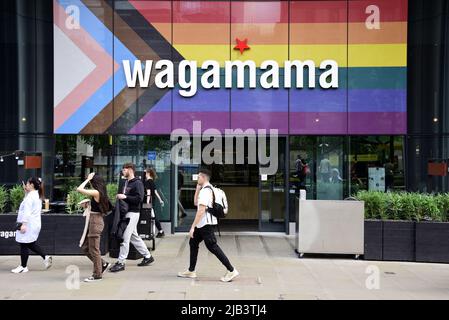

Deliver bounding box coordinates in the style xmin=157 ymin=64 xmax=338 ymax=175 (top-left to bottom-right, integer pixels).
xmin=54 ymin=0 xmax=407 ymax=135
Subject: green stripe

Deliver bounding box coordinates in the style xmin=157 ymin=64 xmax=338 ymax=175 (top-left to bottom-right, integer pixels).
xmin=181 ymin=67 xmax=406 ymax=89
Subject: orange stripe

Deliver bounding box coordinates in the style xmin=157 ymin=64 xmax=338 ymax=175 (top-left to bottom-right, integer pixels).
xmin=172 ymin=22 xmax=406 ymax=45
xmin=348 ymin=22 xmax=407 ymax=44
xmin=173 ymin=23 xmax=228 ymax=44
xmin=152 ymin=23 xmax=171 ymax=43
xmin=291 ymin=23 xmax=347 ymax=44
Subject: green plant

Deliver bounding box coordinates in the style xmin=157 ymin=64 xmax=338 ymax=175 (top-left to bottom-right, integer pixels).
xmin=0 ymin=186 xmax=8 ymax=213
xmin=354 ymin=190 xmax=449 ymax=222
xmin=106 ymin=183 xmax=118 ymax=203
xmin=434 ymin=193 xmax=449 ymax=222
xmin=65 ymin=190 xmax=87 ymax=214
xmin=9 ymin=185 xmax=25 ymax=212
xmin=386 ymin=192 xmax=403 ymax=220
xmin=62 ymin=179 xmax=80 ymax=196
xmin=399 ymin=193 xmax=417 ymax=221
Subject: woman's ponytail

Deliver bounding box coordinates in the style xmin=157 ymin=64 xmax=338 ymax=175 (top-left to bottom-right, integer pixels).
xmin=27 ymin=177 xmax=44 ymax=199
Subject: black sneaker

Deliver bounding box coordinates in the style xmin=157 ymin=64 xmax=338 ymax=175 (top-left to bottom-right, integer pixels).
xmin=156 ymin=231 xmax=165 ymax=238
xmin=102 ymin=262 xmax=111 ymax=274
xmin=137 ymin=256 xmax=155 ymax=267
xmin=109 ymin=262 xmax=125 ymax=273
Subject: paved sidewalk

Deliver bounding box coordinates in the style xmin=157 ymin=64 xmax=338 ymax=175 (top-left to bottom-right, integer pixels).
xmin=1 ymin=233 xmax=449 ymax=300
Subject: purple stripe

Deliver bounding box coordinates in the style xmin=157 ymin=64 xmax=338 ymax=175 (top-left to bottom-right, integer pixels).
xmin=128 ymin=112 xmax=171 ymax=134
xmin=291 ymin=89 xmax=346 ymax=112
xmin=231 ymin=112 xmax=288 ymax=134
xmin=172 ymin=112 xmax=230 ymax=133
xmin=231 ymin=89 xmax=288 ymax=112
xmin=173 ymin=89 xmax=229 ymax=112
xmin=290 ymin=112 xmax=347 ymax=134
xmin=349 ymin=89 xmax=406 ymax=112
xmin=348 ymin=112 xmax=407 ymax=134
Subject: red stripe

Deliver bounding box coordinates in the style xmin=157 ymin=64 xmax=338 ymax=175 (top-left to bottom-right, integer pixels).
xmin=349 ymin=0 xmax=407 ymax=22
xmin=231 ymin=1 xmax=289 ymax=23
xmin=173 ymin=1 xmax=230 ymax=23
xmin=129 ymin=0 xmax=171 ymax=23
xmin=290 ymin=1 xmax=347 ymax=23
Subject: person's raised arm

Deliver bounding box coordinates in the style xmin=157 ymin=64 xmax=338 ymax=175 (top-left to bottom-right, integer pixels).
xmin=76 ymin=172 xmax=99 ymax=200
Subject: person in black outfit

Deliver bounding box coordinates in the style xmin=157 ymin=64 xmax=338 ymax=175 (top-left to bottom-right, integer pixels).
xmin=178 ymin=168 xmax=239 ymax=282
xmin=109 ymin=163 xmax=154 ymax=273
xmin=76 ymin=172 xmax=111 ymax=282
xmin=144 ymin=168 xmax=165 ymax=238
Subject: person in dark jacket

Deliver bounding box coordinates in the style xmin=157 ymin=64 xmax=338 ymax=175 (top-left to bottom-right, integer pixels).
xmin=109 ymin=163 xmax=154 ymax=273
xmin=144 ymin=168 xmax=165 ymax=238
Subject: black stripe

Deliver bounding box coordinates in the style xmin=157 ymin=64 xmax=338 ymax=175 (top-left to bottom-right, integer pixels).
xmin=105 ymin=0 xmax=184 ymax=133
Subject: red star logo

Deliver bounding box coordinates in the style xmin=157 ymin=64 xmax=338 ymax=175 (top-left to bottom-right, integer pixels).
xmin=234 ymin=38 xmax=250 ymax=54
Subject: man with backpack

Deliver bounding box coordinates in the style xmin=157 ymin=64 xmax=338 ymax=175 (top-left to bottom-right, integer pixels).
xmin=177 ymin=168 xmax=239 ymax=282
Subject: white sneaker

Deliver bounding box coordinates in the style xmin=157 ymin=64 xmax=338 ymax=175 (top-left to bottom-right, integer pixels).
xmin=177 ymin=270 xmax=197 ymax=278
xmin=44 ymin=256 xmax=52 ymax=270
xmin=221 ymin=269 xmax=239 ymax=282
xmin=11 ymin=266 xmax=28 ymax=274
xmin=84 ymin=276 xmax=103 ymax=283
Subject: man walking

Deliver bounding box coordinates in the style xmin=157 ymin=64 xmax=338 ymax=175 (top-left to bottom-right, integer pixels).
xmin=110 ymin=163 xmax=154 ymax=272
xmin=178 ymin=168 xmax=239 ymax=282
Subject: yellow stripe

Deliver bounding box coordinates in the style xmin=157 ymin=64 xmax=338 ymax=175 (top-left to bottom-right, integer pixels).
xmin=174 ymin=45 xmax=230 ymax=66
xmin=174 ymin=44 xmax=407 ymax=67
xmin=348 ymin=44 xmax=407 ymax=67
xmin=290 ymin=45 xmax=347 ymax=66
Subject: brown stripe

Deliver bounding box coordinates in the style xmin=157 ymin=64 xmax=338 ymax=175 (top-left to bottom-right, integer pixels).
xmin=80 ymin=0 xmax=161 ymax=134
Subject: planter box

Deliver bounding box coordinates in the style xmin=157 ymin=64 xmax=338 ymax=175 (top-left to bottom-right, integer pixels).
xmin=416 ymin=222 xmax=449 ymax=263
xmin=0 ymin=213 xmax=108 ymax=256
xmin=382 ymin=220 xmax=415 ymax=262
xmin=363 ymin=220 xmax=383 ymax=260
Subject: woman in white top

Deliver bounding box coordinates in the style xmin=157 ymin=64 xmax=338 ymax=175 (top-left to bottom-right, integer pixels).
xmin=11 ymin=177 xmax=52 ymax=274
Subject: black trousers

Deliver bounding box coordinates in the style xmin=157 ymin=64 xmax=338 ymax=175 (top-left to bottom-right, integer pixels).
xmin=155 ymin=218 xmax=162 ymax=232
xmin=189 ymin=225 xmax=233 ymax=272
xmin=20 ymin=241 xmax=46 ymax=267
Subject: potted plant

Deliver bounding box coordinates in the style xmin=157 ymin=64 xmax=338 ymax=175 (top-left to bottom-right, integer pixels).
xmin=356 ymin=191 xmax=387 ymax=261
xmin=0 ymin=186 xmax=8 ymax=213
xmin=415 ymin=193 xmax=449 ymax=263
xmin=382 ymin=192 xmax=416 ymax=262
xmin=9 ymin=184 xmax=24 ymax=213
xmin=65 ymin=189 xmax=87 ymax=214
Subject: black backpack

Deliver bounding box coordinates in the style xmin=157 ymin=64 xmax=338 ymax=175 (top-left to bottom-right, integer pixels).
xmin=203 ymin=185 xmax=226 ymax=219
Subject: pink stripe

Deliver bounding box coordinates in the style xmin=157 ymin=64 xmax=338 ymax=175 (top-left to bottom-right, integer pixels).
xmin=53 ymin=0 xmax=118 ymax=130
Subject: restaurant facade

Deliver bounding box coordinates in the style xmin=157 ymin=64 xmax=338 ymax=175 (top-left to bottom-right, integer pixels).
xmin=1 ymin=0 xmax=449 ymax=233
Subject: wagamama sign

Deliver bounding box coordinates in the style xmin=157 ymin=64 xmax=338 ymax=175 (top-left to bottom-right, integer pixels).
xmin=123 ymin=59 xmax=339 ymax=97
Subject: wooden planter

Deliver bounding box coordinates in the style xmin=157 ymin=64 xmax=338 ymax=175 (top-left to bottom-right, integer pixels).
xmin=416 ymin=221 xmax=449 ymax=263
xmin=364 ymin=220 xmax=383 ymax=260
xmin=0 ymin=213 xmax=108 ymax=255
xmin=382 ymin=220 xmax=415 ymax=262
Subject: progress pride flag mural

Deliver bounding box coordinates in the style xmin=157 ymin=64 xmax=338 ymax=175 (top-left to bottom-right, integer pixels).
xmin=53 ymin=0 xmax=407 ymax=135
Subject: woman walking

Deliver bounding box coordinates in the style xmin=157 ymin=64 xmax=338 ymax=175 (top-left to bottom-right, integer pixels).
xmin=144 ymin=168 xmax=165 ymax=238
xmin=12 ymin=177 xmax=52 ymax=274
xmin=76 ymin=172 xmax=111 ymax=282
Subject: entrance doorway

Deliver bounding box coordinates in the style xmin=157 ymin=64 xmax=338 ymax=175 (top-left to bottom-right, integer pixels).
xmin=173 ymin=137 xmax=287 ymax=232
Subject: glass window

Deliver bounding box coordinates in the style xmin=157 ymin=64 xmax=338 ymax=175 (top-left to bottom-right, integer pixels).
xmin=349 ymin=136 xmax=405 ymax=194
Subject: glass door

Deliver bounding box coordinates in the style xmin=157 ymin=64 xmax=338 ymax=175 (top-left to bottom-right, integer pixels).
xmin=259 ymin=137 xmax=287 ymax=232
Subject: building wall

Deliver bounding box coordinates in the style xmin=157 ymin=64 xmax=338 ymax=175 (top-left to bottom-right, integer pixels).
xmin=53 ymin=0 xmax=407 ymax=135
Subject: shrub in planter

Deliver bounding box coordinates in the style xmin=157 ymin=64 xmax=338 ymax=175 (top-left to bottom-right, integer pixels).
xmin=434 ymin=193 xmax=449 ymax=222
xmin=0 ymin=186 xmax=8 ymax=213
xmin=65 ymin=190 xmax=87 ymax=214
xmin=9 ymin=185 xmax=24 ymax=212
xmin=107 ymin=183 xmax=118 ymax=203
xmin=354 ymin=191 xmax=388 ymax=220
